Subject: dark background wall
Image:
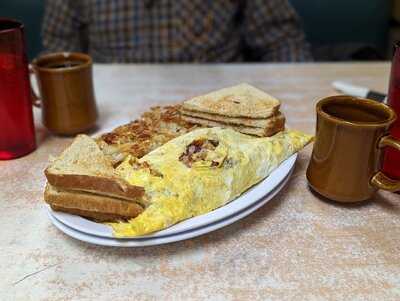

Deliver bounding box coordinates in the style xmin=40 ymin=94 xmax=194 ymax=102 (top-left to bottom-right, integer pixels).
xmin=0 ymin=0 xmax=45 ymax=60
xmin=290 ymin=0 xmax=391 ymax=60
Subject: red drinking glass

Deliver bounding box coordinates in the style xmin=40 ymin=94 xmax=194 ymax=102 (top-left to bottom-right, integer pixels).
xmin=0 ymin=19 xmax=36 ymax=160
xmin=383 ymin=42 xmax=400 ymax=180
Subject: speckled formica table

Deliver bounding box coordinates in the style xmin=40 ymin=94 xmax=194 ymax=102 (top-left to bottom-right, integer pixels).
xmin=1 ymin=63 xmax=400 ymax=301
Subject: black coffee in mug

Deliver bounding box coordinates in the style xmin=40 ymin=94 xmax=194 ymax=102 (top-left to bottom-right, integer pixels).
xmin=42 ymin=60 xmax=83 ymax=69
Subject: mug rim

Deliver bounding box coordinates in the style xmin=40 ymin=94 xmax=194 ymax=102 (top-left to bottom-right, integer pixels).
xmin=0 ymin=18 xmax=24 ymax=34
xmin=31 ymin=52 xmax=92 ymax=73
xmin=316 ymin=95 xmax=397 ymax=128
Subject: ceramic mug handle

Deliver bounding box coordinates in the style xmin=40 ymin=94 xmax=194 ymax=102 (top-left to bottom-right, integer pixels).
xmin=29 ymin=64 xmax=41 ymax=108
xmin=371 ymin=135 xmax=400 ymax=192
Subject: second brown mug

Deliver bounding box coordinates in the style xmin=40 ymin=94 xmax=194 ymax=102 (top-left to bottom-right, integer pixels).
xmin=30 ymin=52 xmax=98 ymax=135
xmin=307 ymin=95 xmax=400 ymax=203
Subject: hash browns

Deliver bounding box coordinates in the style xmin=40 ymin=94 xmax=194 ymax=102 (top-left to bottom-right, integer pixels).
xmin=97 ymin=105 xmax=200 ymax=164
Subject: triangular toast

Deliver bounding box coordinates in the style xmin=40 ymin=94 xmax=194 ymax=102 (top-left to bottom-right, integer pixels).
xmin=182 ymin=83 xmax=280 ymax=118
xmin=44 ymin=135 xmax=144 ymax=202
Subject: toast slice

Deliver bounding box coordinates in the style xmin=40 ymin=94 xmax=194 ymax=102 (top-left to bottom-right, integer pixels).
xmin=181 ymin=114 xmax=285 ymax=137
xmin=181 ymin=109 xmax=284 ymax=128
xmin=182 ymin=83 xmax=280 ymax=118
xmin=45 ymin=184 xmax=143 ymax=222
xmin=45 ymin=134 xmax=144 ymax=202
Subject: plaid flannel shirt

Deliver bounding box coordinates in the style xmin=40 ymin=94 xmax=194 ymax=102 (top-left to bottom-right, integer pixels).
xmin=42 ymin=0 xmax=312 ymax=63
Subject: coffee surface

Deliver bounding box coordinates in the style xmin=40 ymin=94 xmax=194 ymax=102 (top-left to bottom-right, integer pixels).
xmin=42 ymin=60 xmax=83 ymax=69
xmin=323 ymin=103 xmax=388 ymax=123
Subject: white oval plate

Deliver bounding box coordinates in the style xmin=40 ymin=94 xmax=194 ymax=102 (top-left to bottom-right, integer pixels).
xmin=49 ymin=154 xmax=297 ymax=239
xmin=48 ymin=168 xmax=293 ymax=247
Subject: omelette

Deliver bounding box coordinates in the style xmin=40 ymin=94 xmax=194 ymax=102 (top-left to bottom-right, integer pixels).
xmin=111 ymin=127 xmax=313 ymax=237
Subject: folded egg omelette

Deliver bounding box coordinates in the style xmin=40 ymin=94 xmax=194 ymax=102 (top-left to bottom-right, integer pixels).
xmin=111 ymin=127 xmax=313 ymax=237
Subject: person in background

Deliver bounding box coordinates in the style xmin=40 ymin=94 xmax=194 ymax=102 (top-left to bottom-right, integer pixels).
xmin=42 ymin=0 xmax=312 ymax=63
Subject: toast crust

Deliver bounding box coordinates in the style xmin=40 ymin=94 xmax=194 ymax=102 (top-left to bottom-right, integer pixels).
xmin=45 ymin=169 xmax=144 ymax=202
xmin=50 ymin=205 xmax=135 ymax=222
xmin=45 ymin=184 xmax=143 ymax=221
xmin=181 ymin=109 xmax=284 ymax=128
xmin=182 ymin=114 xmax=285 ymax=137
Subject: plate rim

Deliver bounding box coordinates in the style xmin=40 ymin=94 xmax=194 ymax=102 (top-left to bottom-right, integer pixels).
xmin=49 ymin=153 xmax=297 ymax=239
xmin=48 ymin=168 xmax=293 ymax=247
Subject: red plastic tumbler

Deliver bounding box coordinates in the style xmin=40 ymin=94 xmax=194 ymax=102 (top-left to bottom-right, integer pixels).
xmin=0 ymin=19 xmax=36 ymax=160
xmin=383 ymin=42 xmax=400 ymax=180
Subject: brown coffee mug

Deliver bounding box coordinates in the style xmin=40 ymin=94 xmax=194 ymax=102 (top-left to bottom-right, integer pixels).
xmin=30 ymin=52 xmax=98 ymax=135
xmin=306 ymin=95 xmax=400 ymax=203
